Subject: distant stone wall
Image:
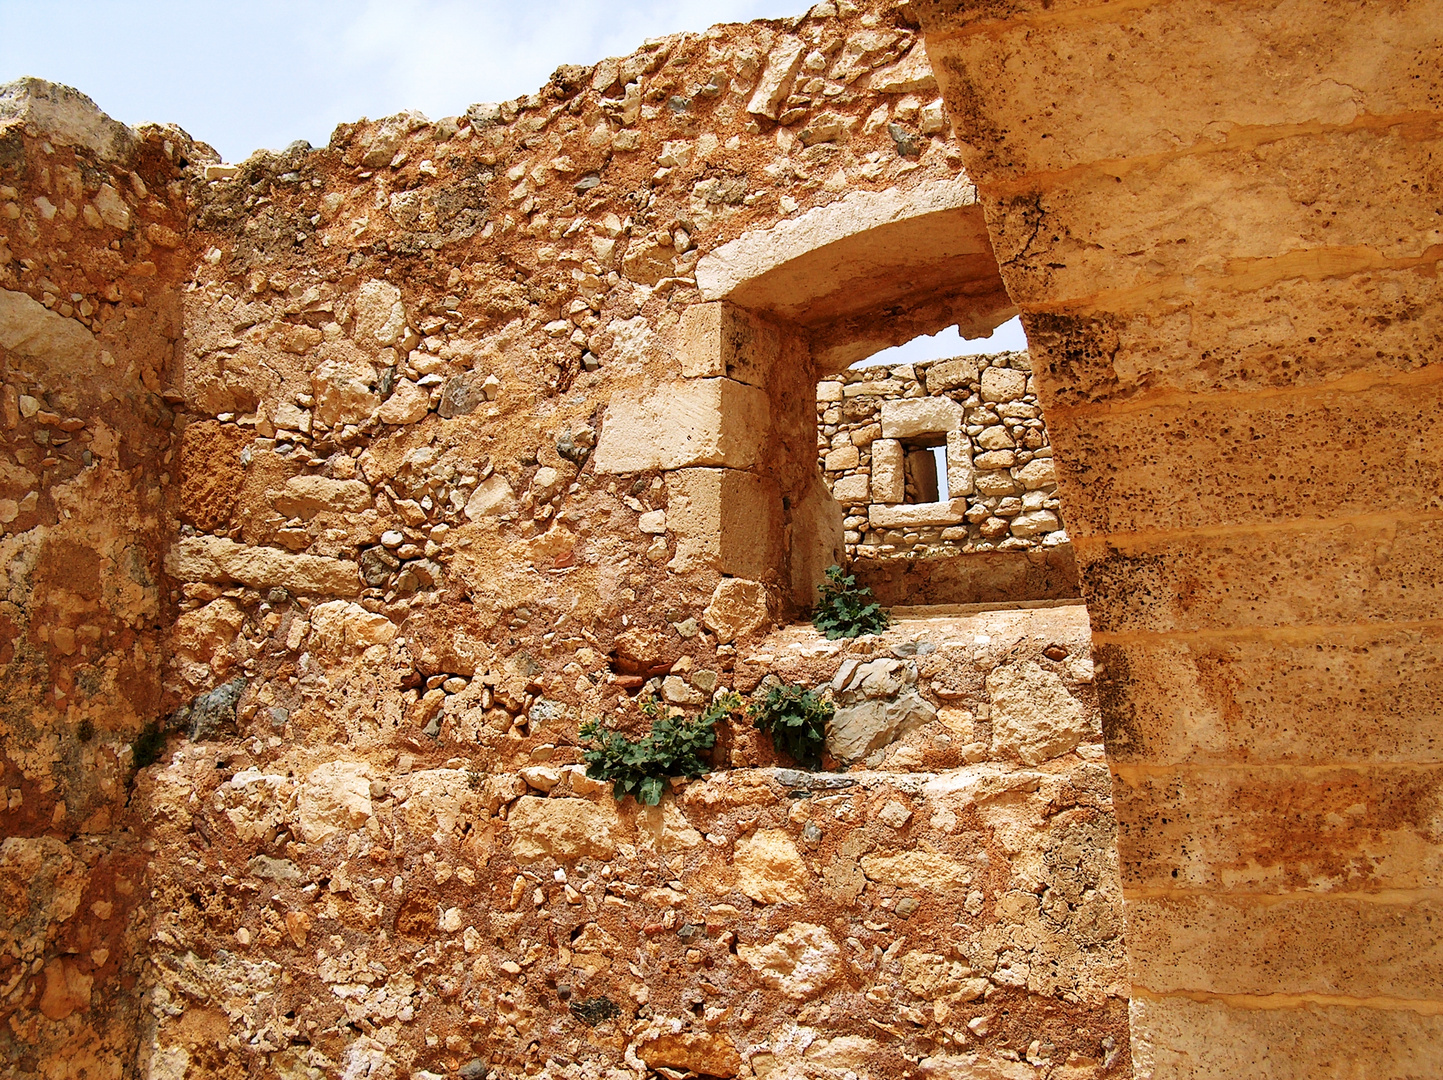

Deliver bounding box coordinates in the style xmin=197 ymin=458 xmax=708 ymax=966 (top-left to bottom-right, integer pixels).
xmin=817 ymin=350 xmax=1068 ymax=560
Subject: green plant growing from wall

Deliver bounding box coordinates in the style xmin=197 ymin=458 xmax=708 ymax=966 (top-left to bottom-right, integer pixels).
xmin=580 ymin=694 xmax=744 ymax=806
xmin=749 ymin=683 xmax=832 ymax=768
xmin=812 ymin=564 xmax=889 ymax=639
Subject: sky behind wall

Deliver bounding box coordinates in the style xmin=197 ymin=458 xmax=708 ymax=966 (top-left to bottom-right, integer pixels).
xmin=0 ymin=0 xmax=1027 ymax=362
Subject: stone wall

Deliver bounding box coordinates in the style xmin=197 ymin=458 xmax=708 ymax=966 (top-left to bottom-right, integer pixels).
xmin=0 ymin=80 xmax=212 ymax=1080
xmin=916 ymin=0 xmax=1443 ymax=1075
xmin=0 ymin=4 xmax=1134 ymax=1077
xmin=816 ymin=351 xmax=1065 ymax=558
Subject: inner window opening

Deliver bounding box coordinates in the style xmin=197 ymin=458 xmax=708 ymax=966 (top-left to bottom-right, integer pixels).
xmin=811 ymin=314 xmax=1078 ymax=606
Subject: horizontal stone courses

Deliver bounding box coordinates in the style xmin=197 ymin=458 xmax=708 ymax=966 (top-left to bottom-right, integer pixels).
xmin=1112 ymin=762 xmax=1443 ymax=893
xmin=1094 ymin=627 xmax=1443 ymax=765
xmin=1126 ymin=994 xmax=1443 ymax=1078
xmin=1068 ymin=510 xmax=1443 ymax=557
xmin=920 ymin=0 xmax=1177 ymax=43
xmin=1040 ymin=359 xmax=1443 ymax=422
xmin=1090 ymin=616 xmax=1443 ymax=646
xmin=1077 ymin=516 xmax=1443 ymax=635
xmin=1129 ymin=986 xmax=1443 ymax=1016
xmin=926 ymin=0 xmax=1443 ymax=178
xmin=967 ymin=108 xmax=1443 ymax=199
xmin=1010 ymin=243 xmax=1443 ymax=316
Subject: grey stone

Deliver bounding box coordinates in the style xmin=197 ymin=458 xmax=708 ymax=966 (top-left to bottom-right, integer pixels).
xmin=177 ymin=678 xmax=248 ymax=741
xmin=247 ymin=856 xmax=301 ymax=881
xmin=437 ymin=370 xmax=490 ymax=418
xmin=828 ymin=690 xmax=936 ymax=764
xmin=359 ymin=546 xmax=401 ymax=586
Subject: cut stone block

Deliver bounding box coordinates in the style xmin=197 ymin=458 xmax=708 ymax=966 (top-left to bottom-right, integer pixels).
xmin=880 ymin=397 xmax=963 ymax=439
xmin=868 ymin=499 xmax=967 ymax=528
xmin=667 ymin=468 xmax=782 ymax=579
xmin=593 ymin=378 xmax=769 ymax=473
xmin=677 ymin=302 xmax=779 ymax=388
xmin=871 ymin=438 xmax=905 ymax=502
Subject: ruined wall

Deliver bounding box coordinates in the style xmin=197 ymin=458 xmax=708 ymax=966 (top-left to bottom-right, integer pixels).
xmin=815 ymin=352 xmax=1079 ymax=608
xmin=916 ymin=0 xmax=1443 ymax=1076
xmin=0 ymin=79 xmax=213 ymax=1080
xmin=0 ymin=2 xmax=1136 ymax=1078
xmin=818 ymin=351 xmax=1064 ymax=558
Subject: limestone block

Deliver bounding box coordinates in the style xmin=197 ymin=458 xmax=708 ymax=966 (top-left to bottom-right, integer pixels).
xmin=859 ymin=850 xmax=972 ymax=891
xmin=0 ymin=287 xmax=99 ymax=372
xmin=832 ymin=473 xmax=871 ymax=504
xmin=311 ymin=359 xmax=379 ymax=428
xmin=871 ymin=438 xmax=905 ymax=502
xmin=973 ymin=471 xmax=1019 ymax=497
xmin=977 ymin=424 xmax=1015 ymax=450
xmin=634 ymin=801 xmax=703 ymax=851
xmin=702 ymin=578 xmax=772 ymax=643
xmin=747 ymin=37 xmax=806 ymax=120
xmin=946 ymin=430 xmax=975 ymax=496
xmin=376 ymin=379 xmax=431 ymax=424
xmin=817 ymin=380 xmax=844 ymax=401
xmin=508 ymin=796 xmax=621 ymax=863
xmin=806 ymin=1037 xmax=885 ymax=1071
xmin=1129 ymin=995 xmax=1443 ymax=1080
xmin=1085 ymin=519 xmax=1443 ymax=635
xmin=1009 ymin=509 xmax=1059 ymax=538
xmin=274 ymin=475 xmax=372 ymax=520
xmin=988 ymin=660 xmax=1092 ymax=764
xmin=166 ymin=536 xmax=361 ymax=596
xmin=828 ymin=691 xmax=936 ymax=764
xmin=790 ymin=471 xmax=846 ymax=607
xmin=1013 ymin=457 xmax=1055 ymax=489
xmin=637 ymin=1031 xmax=742 ymax=1079
xmin=880 ymin=397 xmax=963 ymax=439
xmin=1113 ymin=762 xmax=1443 ymax=893
xmin=171 ymin=597 xmax=245 ymax=675
xmin=593 ymin=379 xmax=769 ymax=473
xmin=922 ymin=358 xmax=980 ymax=396
xmin=464 ymin=474 xmax=516 ymax=519
xmin=353 ymin=280 xmax=407 ymax=347
xmin=1126 ymin=893 xmax=1443 ymax=1000
xmin=918 ymin=1055 xmax=1036 ymax=1080
xmin=677 ymin=302 xmax=779 ymax=388
xmin=824 ymin=444 xmax=860 ymax=471
xmin=1095 ymin=631 xmax=1443 ymax=766
xmin=1048 ymin=379 xmax=1443 ymax=535
xmin=666 ymin=468 xmax=782 ymax=579
xmin=0 ymin=78 xmax=136 ymax=163
xmin=980 ymin=367 xmax=1027 ymax=402
xmin=308 ymin=600 xmax=396 ymax=656
xmin=737 ymin=922 xmax=840 ymax=999
xmin=870 ymin=44 xmax=937 ymax=94
xmin=298 ymin=760 xmax=374 ymax=843
xmin=868 ymin=499 xmax=966 ymax=529
xmin=734 ymin=829 xmax=810 ymax=904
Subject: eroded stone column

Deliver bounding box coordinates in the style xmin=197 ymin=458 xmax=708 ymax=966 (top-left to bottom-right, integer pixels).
xmin=917 ymin=0 xmax=1443 ymax=1074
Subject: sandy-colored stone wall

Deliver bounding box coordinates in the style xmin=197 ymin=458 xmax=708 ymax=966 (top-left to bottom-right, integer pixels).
xmin=0 ymin=80 xmax=213 ymax=1080
xmin=916 ymin=0 xmax=1443 ymax=1075
xmin=0 ymin=3 xmax=1135 ymax=1078
xmin=816 ymin=352 xmax=1064 ymax=556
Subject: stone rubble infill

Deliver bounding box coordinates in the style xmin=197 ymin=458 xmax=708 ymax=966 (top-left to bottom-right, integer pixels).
xmin=0 ymin=0 xmax=1131 ymax=1075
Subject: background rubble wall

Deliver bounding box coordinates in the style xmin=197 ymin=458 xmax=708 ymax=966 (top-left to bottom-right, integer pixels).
xmin=0 ymin=3 xmax=1134 ymax=1078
